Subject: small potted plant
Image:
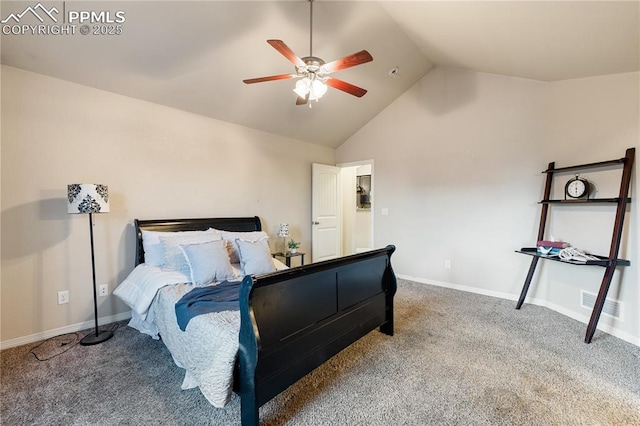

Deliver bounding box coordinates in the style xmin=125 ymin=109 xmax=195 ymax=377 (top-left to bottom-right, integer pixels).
xmin=287 ymin=239 xmax=300 ymax=254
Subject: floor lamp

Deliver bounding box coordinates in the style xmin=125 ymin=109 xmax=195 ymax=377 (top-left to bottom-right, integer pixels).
xmin=67 ymin=183 xmax=114 ymax=346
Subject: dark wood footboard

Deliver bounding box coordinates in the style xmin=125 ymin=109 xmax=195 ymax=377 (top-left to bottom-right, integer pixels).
xmin=237 ymin=246 xmax=397 ymax=426
xmin=134 ymin=217 xmax=396 ymax=425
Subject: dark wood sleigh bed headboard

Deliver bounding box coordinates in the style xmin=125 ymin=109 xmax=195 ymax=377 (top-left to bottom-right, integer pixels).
xmin=134 ymin=216 xmax=262 ymax=266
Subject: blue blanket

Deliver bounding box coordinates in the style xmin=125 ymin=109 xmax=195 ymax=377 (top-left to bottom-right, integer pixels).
xmin=174 ymin=281 xmax=241 ymax=331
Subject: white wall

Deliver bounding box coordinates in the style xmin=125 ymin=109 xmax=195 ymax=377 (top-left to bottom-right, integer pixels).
xmin=341 ymin=166 xmax=357 ymax=255
xmin=2 ymin=64 xmax=637 ymax=346
xmin=355 ymin=209 xmax=372 ymax=251
xmin=542 ymin=72 xmax=639 ymax=342
xmin=338 ymin=66 xmax=547 ymax=292
xmin=337 ymin=66 xmax=639 ymax=344
xmin=0 ymin=65 xmax=334 ymax=345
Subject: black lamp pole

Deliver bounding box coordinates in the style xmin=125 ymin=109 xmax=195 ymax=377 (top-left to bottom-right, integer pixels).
xmin=80 ymin=212 xmax=114 ymax=346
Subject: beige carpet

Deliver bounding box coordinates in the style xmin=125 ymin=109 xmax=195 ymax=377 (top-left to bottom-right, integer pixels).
xmin=2 ymin=279 xmax=639 ymax=425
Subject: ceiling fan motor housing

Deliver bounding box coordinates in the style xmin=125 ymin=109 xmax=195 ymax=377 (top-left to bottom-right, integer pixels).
xmin=298 ymin=56 xmax=326 ymax=77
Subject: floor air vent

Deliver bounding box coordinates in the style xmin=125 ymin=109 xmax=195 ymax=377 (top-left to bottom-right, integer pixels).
xmin=581 ymin=290 xmax=622 ymax=320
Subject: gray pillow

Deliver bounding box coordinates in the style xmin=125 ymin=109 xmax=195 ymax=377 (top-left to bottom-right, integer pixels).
xmin=142 ymin=229 xmax=219 ymax=266
xmin=236 ymin=237 xmax=276 ymax=276
xmin=160 ymin=234 xmax=221 ymax=274
xmin=179 ymin=240 xmax=238 ymax=286
xmin=219 ymin=230 xmax=268 ymax=263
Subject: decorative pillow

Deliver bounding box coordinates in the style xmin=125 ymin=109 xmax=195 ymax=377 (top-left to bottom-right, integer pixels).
xmin=141 ymin=229 xmax=219 ymax=267
xmin=218 ymin=230 xmax=268 ymax=264
xmin=160 ymin=234 xmax=222 ymax=274
xmin=236 ymin=237 xmax=277 ymax=276
xmin=179 ymin=240 xmax=238 ymax=286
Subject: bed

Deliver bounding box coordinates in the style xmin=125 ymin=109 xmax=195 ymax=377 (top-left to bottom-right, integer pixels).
xmin=121 ymin=216 xmax=397 ymax=426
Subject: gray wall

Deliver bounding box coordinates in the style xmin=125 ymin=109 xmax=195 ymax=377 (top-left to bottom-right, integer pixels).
xmin=337 ymin=67 xmax=639 ymax=344
xmin=1 ymin=65 xmax=335 ymax=344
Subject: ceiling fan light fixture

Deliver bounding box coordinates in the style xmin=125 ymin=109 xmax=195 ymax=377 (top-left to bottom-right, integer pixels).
xmin=293 ymin=78 xmax=311 ymax=98
xmin=310 ymin=79 xmax=327 ymax=100
xmin=293 ymin=77 xmax=327 ymax=100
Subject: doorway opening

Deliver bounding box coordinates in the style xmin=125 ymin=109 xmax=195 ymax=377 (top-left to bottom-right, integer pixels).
xmin=338 ymin=160 xmax=374 ymax=256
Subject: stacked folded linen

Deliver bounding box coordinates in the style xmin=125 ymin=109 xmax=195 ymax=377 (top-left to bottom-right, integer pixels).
xmin=536 ymin=240 xmax=568 ymax=256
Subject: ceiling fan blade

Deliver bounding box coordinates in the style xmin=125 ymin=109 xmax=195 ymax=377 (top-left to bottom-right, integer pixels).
xmin=326 ymin=78 xmax=368 ymax=97
xmin=243 ymin=74 xmax=296 ymax=84
xmin=322 ymin=50 xmax=373 ymax=73
xmin=267 ymin=40 xmax=305 ymax=68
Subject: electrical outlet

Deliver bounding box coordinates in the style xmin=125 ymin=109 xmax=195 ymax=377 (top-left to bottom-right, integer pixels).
xmin=58 ymin=290 xmax=69 ymax=304
xmin=444 ymin=260 xmax=452 ymax=269
xmin=99 ymin=284 xmax=109 ymax=297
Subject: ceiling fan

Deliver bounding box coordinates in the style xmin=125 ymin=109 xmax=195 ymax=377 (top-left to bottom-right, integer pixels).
xmin=243 ymin=0 xmax=373 ymax=107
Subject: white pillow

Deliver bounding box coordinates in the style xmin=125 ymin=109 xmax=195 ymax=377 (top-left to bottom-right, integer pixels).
xmin=236 ymin=237 xmax=277 ymax=276
xmin=113 ymin=264 xmax=189 ymax=318
xmin=218 ymin=230 xmax=268 ymax=263
xmin=141 ymin=229 xmax=219 ymax=266
xmin=161 ymin=234 xmax=221 ymax=273
xmin=180 ymin=240 xmax=238 ymax=286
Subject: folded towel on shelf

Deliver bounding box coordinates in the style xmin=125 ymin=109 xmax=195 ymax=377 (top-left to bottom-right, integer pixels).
xmin=537 ymin=246 xmax=561 ymax=256
xmin=537 ymin=240 xmax=569 ymax=249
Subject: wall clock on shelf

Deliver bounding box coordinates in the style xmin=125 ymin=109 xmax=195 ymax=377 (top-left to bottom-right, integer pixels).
xmin=564 ymin=175 xmax=591 ymax=199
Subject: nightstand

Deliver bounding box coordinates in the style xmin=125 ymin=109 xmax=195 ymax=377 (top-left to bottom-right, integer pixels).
xmin=272 ymin=252 xmax=305 ymax=267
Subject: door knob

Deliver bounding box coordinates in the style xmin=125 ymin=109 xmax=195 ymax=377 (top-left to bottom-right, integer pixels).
xmin=312 ymin=221 xmax=320 ymax=225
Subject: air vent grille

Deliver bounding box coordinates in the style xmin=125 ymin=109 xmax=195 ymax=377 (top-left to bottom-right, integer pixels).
xmin=581 ymin=290 xmax=622 ymax=319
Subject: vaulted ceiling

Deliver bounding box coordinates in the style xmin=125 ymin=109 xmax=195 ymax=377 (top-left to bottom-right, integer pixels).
xmin=2 ymin=1 xmax=638 ymax=148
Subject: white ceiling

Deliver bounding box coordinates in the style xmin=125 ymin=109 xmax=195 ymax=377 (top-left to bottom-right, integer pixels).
xmin=1 ymin=1 xmax=638 ymax=148
xmin=381 ymin=1 xmax=639 ymax=82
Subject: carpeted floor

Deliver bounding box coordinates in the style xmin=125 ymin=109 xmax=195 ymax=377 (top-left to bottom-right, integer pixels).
xmin=2 ymin=280 xmax=639 ymax=425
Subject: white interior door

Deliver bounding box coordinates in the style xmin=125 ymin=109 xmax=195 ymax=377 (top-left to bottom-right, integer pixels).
xmin=312 ymin=163 xmax=342 ymax=262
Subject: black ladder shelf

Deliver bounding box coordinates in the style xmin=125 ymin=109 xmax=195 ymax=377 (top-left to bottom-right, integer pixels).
xmin=515 ymin=147 xmax=635 ymax=343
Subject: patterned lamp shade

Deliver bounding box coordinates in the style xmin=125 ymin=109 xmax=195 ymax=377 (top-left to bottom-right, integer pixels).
xmin=277 ymin=223 xmax=290 ymax=238
xmin=67 ymin=184 xmax=110 ymax=214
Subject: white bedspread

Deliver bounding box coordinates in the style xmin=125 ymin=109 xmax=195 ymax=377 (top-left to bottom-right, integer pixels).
xmin=113 ymin=264 xmax=188 ymax=319
xmin=117 ymin=259 xmax=288 ymax=407
xmin=149 ymin=282 xmax=240 ymax=407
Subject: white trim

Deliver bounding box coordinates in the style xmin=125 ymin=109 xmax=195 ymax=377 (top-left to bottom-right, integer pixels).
xmin=336 ymin=159 xmax=374 ymax=169
xmin=0 ymin=311 xmax=132 ymax=350
xmin=5 ymin=276 xmax=638 ymax=350
xmin=398 ymin=274 xmax=518 ymax=302
xmin=397 ymin=274 xmax=640 ymax=347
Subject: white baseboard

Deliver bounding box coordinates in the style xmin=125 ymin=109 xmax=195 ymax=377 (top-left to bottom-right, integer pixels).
xmin=397 ymin=274 xmax=640 ymax=347
xmin=0 ymin=311 xmax=132 ymax=351
xmin=4 ymin=276 xmax=638 ymax=349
